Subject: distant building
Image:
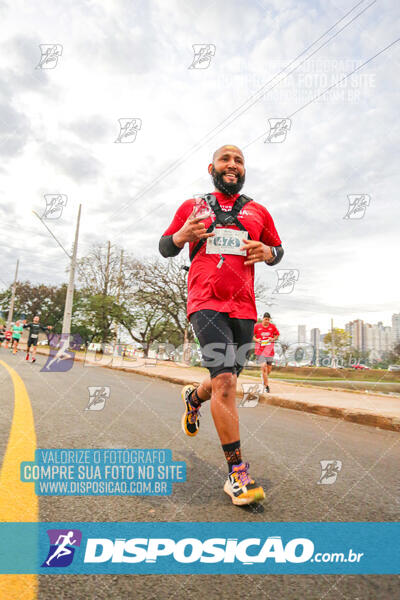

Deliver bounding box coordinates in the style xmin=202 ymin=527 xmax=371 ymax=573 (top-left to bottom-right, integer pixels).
xmin=392 ymin=313 xmax=400 ymax=346
xmin=310 ymin=328 xmax=320 ymax=349
xmin=346 ymin=318 xmax=394 ymax=360
xmin=345 ymin=319 xmax=364 ymax=351
xmin=298 ymin=325 xmax=306 ymax=343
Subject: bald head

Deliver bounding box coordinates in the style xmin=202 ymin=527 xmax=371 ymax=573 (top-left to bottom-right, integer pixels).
xmin=212 ymin=145 xmax=244 ymax=163
xmin=209 ymin=145 xmax=246 ymax=195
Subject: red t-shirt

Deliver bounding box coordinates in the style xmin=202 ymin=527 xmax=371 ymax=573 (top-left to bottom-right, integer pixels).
xmin=162 ymin=191 xmax=282 ymax=320
xmin=254 ymin=322 xmax=280 ymax=356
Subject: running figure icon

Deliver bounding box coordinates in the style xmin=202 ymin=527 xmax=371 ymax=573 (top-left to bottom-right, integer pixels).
xmin=45 ymin=531 xmax=77 ymax=566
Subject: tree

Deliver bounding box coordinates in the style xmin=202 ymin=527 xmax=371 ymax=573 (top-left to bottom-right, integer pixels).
xmin=77 ymin=243 xmax=138 ymax=343
xmin=388 ymin=343 xmax=400 ymax=365
xmin=324 ymin=328 xmax=351 ymax=362
xmin=0 ymin=281 xmax=68 ymax=330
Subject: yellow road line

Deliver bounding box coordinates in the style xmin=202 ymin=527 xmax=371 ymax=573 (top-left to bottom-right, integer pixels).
xmin=0 ymin=360 xmax=38 ymax=600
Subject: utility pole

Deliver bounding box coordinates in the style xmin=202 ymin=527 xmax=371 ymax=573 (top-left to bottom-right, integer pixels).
xmin=331 ymin=318 xmax=335 ymax=368
xmin=6 ymin=259 xmax=19 ymax=329
xmin=113 ymin=249 xmax=124 ymax=345
xmin=61 ymin=204 xmax=82 ymax=335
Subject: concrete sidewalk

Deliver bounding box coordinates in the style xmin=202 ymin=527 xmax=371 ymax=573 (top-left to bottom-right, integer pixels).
xmin=47 ymin=350 xmax=400 ymax=433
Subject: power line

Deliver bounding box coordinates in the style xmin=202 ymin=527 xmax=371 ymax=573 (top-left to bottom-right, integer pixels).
xmin=244 ymin=36 xmax=400 ymax=147
xmin=111 ymin=0 xmax=375 ymax=224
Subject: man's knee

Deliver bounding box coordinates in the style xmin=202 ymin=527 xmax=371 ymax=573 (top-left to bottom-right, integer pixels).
xmin=212 ymin=371 xmax=236 ymax=399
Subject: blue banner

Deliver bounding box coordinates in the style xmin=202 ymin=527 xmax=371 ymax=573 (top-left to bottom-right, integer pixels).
xmin=0 ymin=522 xmax=398 ymax=574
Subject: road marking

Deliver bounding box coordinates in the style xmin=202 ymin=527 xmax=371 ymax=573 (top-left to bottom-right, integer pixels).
xmin=0 ymin=361 xmax=38 ymax=599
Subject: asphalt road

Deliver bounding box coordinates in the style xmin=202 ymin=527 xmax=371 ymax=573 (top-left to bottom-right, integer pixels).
xmin=0 ymin=349 xmax=399 ymax=599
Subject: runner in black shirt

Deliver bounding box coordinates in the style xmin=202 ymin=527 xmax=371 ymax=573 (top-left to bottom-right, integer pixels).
xmin=23 ymin=316 xmax=52 ymax=363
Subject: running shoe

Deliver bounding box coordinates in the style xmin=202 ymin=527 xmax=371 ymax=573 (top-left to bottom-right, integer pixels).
xmin=264 ymin=385 xmax=270 ymax=394
xmin=224 ymin=462 xmax=265 ymax=506
xmin=181 ymin=384 xmax=201 ymax=437
xmin=26 ymin=353 xmax=29 ymax=361
xmin=32 ymin=358 xmax=36 ymax=363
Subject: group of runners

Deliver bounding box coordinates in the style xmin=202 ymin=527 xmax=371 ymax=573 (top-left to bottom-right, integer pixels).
xmin=0 ymin=317 xmax=52 ymax=362
xmin=160 ymin=144 xmax=283 ymax=506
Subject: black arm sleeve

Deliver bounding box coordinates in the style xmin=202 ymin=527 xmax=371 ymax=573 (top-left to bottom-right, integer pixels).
xmin=267 ymin=245 xmax=284 ymax=266
xmin=159 ymin=235 xmax=183 ymax=258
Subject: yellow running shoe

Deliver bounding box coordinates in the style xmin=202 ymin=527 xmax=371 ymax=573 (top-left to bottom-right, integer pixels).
xmin=224 ymin=462 xmax=265 ymax=505
xmin=181 ymin=384 xmax=201 ymax=437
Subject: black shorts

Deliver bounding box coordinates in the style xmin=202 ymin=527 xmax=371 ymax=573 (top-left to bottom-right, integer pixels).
xmin=27 ymin=336 xmax=38 ymax=348
xmin=189 ymin=309 xmax=255 ymax=379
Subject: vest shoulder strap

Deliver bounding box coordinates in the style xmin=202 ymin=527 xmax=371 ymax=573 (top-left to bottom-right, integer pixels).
xmin=189 ymin=194 xmax=253 ymax=262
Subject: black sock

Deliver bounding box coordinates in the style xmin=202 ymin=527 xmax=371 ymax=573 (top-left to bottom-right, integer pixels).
xmin=222 ymin=440 xmax=242 ymax=473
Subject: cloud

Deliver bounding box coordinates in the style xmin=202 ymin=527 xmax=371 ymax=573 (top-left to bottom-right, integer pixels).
xmin=42 ymin=142 xmax=102 ymax=182
xmin=0 ymin=101 xmax=31 ymax=157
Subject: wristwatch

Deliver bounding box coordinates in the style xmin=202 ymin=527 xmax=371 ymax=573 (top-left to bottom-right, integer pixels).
xmin=266 ymin=246 xmax=277 ymax=264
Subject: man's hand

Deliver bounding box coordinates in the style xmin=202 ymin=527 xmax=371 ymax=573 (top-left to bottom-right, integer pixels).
xmin=241 ymin=239 xmax=273 ymax=266
xmin=173 ymin=209 xmax=215 ymax=248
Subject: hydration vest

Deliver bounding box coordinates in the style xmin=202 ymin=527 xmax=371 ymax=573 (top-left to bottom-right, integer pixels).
xmin=189 ymin=193 xmax=253 ymax=262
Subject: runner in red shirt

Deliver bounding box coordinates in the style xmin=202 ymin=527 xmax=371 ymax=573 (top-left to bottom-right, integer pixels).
xmin=4 ymin=328 xmax=12 ymax=348
xmin=254 ymin=312 xmax=280 ymax=393
xmin=159 ymin=144 xmax=284 ymax=506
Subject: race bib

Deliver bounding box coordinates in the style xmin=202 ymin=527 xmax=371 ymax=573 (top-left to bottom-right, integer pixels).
xmin=261 ymin=339 xmax=272 ymax=346
xmin=31 ymin=333 xmax=38 ymax=338
xmin=206 ymin=228 xmax=248 ymax=256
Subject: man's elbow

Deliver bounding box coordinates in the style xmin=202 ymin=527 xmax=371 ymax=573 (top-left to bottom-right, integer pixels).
xmin=159 ymin=234 xmax=182 ymax=258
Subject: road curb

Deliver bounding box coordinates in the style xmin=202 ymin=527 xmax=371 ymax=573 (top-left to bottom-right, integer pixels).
xmin=36 ymin=349 xmax=400 ymax=433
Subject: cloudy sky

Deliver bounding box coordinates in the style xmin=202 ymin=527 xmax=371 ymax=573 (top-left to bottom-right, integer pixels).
xmin=0 ymin=0 xmax=399 ymax=340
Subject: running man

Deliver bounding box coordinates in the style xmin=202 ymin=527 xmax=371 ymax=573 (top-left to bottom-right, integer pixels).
xmin=45 ymin=531 xmax=77 ymax=566
xmin=23 ymin=316 xmax=52 ymax=363
xmin=253 ymin=312 xmax=280 ymax=393
xmin=4 ymin=326 xmax=12 ymax=349
xmin=11 ymin=320 xmax=24 ymax=354
xmin=159 ymin=144 xmax=283 ymax=505
xmin=0 ymin=324 xmax=5 ymax=346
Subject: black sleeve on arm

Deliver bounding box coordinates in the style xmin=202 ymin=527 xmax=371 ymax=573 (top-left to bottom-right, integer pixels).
xmin=267 ymin=245 xmax=284 ymax=266
xmin=159 ymin=235 xmax=183 ymax=258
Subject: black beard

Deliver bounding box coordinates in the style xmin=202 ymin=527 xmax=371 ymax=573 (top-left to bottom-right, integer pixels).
xmin=211 ymin=166 xmax=245 ymax=196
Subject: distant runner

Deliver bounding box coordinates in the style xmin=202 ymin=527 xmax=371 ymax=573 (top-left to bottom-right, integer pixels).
xmin=23 ymin=316 xmax=52 ymax=363
xmin=11 ymin=320 xmax=24 ymax=354
xmin=4 ymin=327 xmax=12 ymax=349
xmin=159 ymin=144 xmax=284 ymax=506
xmin=0 ymin=324 xmax=5 ymax=346
xmin=253 ymin=312 xmax=280 ymax=393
